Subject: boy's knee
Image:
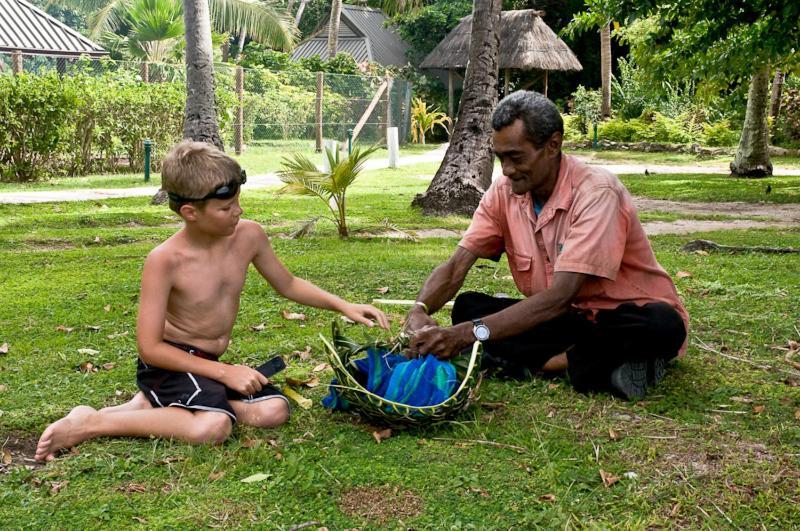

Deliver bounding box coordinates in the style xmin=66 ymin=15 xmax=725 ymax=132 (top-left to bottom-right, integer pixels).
xmin=254 ymin=399 xmax=290 ymax=428
xmin=189 ymin=412 xmax=232 ymax=445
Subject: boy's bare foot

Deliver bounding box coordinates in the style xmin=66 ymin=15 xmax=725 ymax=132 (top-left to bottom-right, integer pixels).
xmin=35 ymin=406 xmax=97 ymax=462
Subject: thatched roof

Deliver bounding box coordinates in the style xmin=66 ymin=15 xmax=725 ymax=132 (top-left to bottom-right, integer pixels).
xmin=420 ymin=9 xmax=581 ymax=72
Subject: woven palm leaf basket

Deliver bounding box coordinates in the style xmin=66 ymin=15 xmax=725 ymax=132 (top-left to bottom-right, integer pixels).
xmin=320 ymin=322 xmax=483 ymax=428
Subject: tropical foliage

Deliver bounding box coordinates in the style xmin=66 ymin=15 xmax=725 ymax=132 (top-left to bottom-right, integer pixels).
xmin=276 ymin=145 xmax=379 ymax=238
xmin=410 ymin=97 xmax=451 ymax=145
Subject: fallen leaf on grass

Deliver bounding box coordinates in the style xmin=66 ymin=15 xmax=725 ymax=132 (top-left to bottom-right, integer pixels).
xmin=2 ymin=450 xmax=11 ymax=465
xmin=117 ymin=483 xmax=147 ymax=494
xmin=539 ymin=494 xmax=556 ymax=502
xmin=795 ymin=409 xmax=800 ymax=421
xmin=240 ymin=473 xmax=269 ymax=483
xmin=84 ymin=325 xmax=101 ymax=332
xmin=753 ymin=405 xmax=765 ymax=414
xmin=285 ymin=376 xmax=320 ymax=388
xmin=599 ymin=469 xmax=619 ymax=488
xmin=251 ymin=323 xmax=266 ymax=332
xmin=291 ymin=346 xmax=313 ymax=360
xmin=0 ymin=385 xmax=7 ymax=393
xmin=56 ymin=326 xmax=73 ymax=333
xmin=693 ymin=250 xmax=709 ymax=256
xmin=376 ymin=286 xmax=390 ymax=294
xmin=676 ymin=271 xmax=693 ymax=279
xmin=312 ymin=363 xmax=330 ymax=373
xmin=102 ymin=363 xmax=116 ymax=371
xmin=77 ymin=348 xmax=99 ymax=356
xmin=50 ymin=481 xmax=68 ymax=494
xmin=282 ymin=311 xmax=306 ymax=321
xmin=608 ymin=428 xmax=620 ymax=441
xmin=0 ymin=343 xmax=8 ymax=355
xmin=373 ymin=428 xmax=392 ymax=443
xmin=103 ymin=305 xmax=111 ymax=312
xmin=78 ymin=362 xmax=97 ymax=373
xmin=242 ymin=439 xmax=262 ymax=449
xmin=208 ymin=471 xmax=225 ymax=482
xmin=107 ymin=331 xmax=128 ymax=340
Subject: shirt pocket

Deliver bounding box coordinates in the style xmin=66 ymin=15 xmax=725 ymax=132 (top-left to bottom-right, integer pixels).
xmin=506 ymin=249 xmax=534 ymax=295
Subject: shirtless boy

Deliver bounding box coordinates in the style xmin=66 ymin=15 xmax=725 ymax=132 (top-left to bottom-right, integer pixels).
xmin=35 ymin=140 xmax=389 ymax=461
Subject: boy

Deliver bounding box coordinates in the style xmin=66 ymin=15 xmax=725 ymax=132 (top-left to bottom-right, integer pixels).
xmin=35 ymin=140 xmax=389 ymax=461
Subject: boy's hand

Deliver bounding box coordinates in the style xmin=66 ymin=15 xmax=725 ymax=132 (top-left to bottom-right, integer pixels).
xmin=342 ymin=303 xmax=390 ymax=330
xmin=221 ymin=364 xmax=269 ymax=396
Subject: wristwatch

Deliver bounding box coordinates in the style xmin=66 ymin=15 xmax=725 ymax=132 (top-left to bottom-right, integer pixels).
xmin=471 ymin=319 xmax=491 ymax=342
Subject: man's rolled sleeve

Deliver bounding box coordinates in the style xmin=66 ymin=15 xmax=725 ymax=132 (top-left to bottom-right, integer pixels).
xmin=458 ymin=184 xmax=504 ymax=259
xmin=554 ymin=186 xmax=627 ymax=280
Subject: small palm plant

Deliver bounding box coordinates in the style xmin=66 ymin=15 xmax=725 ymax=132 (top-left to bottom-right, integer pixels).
xmin=277 ymin=145 xmax=378 ymax=238
xmin=410 ymin=97 xmax=452 ymax=144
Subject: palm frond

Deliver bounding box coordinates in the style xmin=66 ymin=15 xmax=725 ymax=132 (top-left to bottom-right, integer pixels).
xmin=209 ymin=0 xmax=297 ymax=51
xmin=87 ymin=0 xmax=128 ymax=39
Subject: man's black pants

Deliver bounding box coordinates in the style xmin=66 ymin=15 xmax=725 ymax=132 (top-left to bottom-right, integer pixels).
xmin=451 ymin=292 xmax=686 ymax=393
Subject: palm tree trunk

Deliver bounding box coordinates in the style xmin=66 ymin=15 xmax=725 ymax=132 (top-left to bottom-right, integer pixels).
xmin=294 ymin=0 xmax=307 ymax=26
xmin=327 ymin=0 xmax=342 ymax=58
xmin=731 ymin=65 xmax=772 ymax=178
xmin=600 ymin=22 xmax=611 ymax=118
xmin=235 ymin=28 xmax=246 ymax=61
xmin=183 ymin=0 xmax=223 ymax=150
xmin=287 ymin=0 xmax=295 ymax=13
xmin=412 ymin=0 xmax=501 ymax=216
xmin=770 ymin=69 xmax=784 ymax=119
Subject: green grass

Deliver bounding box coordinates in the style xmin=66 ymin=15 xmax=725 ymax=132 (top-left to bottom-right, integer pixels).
xmin=619 ymin=173 xmax=800 ymax=203
xmin=1 ymin=162 xmax=799 ymax=528
xmin=571 ymin=148 xmax=800 ymax=169
xmin=0 ymin=142 xmax=443 ymax=193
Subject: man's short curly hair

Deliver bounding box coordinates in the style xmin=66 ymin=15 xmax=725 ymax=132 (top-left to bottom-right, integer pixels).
xmin=491 ymin=90 xmax=563 ymax=148
xmin=161 ymin=140 xmax=242 ymax=213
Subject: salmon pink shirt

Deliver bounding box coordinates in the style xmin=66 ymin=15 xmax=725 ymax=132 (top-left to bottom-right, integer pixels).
xmin=459 ymin=154 xmax=689 ymax=353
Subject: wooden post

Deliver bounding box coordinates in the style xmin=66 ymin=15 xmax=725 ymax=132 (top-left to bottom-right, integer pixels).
xmin=350 ymin=80 xmax=388 ymax=145
xmin=543 ymin=71 xmax=548 ymax=98
xmin=12 ymin=50 xmax=23 ymax=75
xmin=235 ymin=66 xmax=244 ymax=155
xmin=448 ymin=69 xmax=454 ymax=119
xmin=504 ymin=68 xmax=510 ymax=96
xmin=315 ymin=71 xmax=324 ymax=152
xmin=140 ymin=62 xmax=150 ymax=83
xmin=385 ymin=75 xmax=393 ymax=146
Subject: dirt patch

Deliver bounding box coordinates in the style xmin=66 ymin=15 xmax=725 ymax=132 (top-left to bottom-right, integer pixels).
xmin=642 ymin=219 xmax=797 ymax=235
xmin=1 ymin=433 xmax=44 ymax=472
xmin=413 ymin=228 xmax=462 ymax=239
xmin=338 ymin=485 xmax=423 ymax=525
xmin=633 ymin=197 xmax=800 ymax=220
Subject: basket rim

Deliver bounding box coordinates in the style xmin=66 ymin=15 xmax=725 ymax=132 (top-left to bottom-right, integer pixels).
xmin=319 ymin=333 xmax=481 ymax=412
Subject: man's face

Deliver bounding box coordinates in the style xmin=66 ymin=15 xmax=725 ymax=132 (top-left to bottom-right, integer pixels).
xmin=492 ymin=119 xmax=560 ymax=196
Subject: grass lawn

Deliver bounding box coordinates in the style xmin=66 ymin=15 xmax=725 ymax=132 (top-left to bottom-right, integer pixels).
xmin=619 ymin=173 xmax=800 ymax=203
xmin=1 ymin=162 xmax=799 ymax=528
xmin=0 ymin=141 xmax=442 ymax=192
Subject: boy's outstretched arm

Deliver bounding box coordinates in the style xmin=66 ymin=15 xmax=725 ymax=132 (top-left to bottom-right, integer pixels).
xmin=137 ymin=248 xmax=268 ymax=395
xmin=251 ymin=227 xmax=389 ymax=329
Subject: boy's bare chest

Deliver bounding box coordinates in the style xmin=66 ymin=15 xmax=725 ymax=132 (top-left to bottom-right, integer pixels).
xmin=172 ymin=251 xmax=249 ymax=304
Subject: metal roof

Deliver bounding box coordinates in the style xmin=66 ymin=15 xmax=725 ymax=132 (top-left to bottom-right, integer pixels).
xmin=291 ymin=5 xmax=408 ymax=67
xmin=0 ymin=0 xmax=107 ymax=57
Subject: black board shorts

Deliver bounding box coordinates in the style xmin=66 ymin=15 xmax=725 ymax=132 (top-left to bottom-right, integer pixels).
xmin=136 ymin=341 xmax=289 ymax=423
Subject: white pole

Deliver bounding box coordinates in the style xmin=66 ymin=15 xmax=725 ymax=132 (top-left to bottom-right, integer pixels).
xmin=387 ymin=127 xmax=400 ymax=169
xmin=321 ymin=139 xmax=338 ymax=172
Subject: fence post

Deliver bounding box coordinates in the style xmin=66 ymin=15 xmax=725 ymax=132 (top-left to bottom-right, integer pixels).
xmin=235 ymin=66 xmax=244 ymax=156
xmin=140 ymin=61 xmax=150 ymax=83
xmin=401 ymin=81 xmax=413 ymax=144
xmin=315 ymin=71 xmax=324 ymax=152
xmin=385 ymin=75 xmax=393 ymax=146
xmin=12 ymin=50 xmax=22 ymax=75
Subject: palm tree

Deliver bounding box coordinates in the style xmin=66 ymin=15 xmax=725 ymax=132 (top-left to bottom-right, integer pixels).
xmin=600 ymin=22 xmax=611 ymax=117
xmin=183 ymin=0 xmax=222 ymax=148
xmin=412 ymin=0 xmax=502 ymax=216
xmin=326 ymin=0 xmax=342 ymax=58
xmin=98 ymin=0 xmax=184 ymax=62
xmin=277 ymin=145 xmax=379 ymax=238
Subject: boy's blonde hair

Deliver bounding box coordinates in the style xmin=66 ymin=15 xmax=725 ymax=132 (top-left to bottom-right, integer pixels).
xmin=161 ymin=140 xmax=242 ymax=213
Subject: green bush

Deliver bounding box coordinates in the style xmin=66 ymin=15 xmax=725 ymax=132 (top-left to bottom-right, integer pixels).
xmin=571 ymin=85 xmax=602 ymax=134
xmin=701 ymin=120 xmax=739 ymax=146
xmin=598 ymin=118 xmax=640 ymax=142
xmin=562 ymin=114 xmax=585 ymax=142
xmin=0 ymin=73 xmax=78 ymax=182
xmin=774 ymin=87 xmax=800 ymax=147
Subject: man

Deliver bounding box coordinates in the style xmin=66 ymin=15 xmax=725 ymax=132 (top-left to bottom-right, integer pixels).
xmin=406 ymin=91 xmax=688 ymax=400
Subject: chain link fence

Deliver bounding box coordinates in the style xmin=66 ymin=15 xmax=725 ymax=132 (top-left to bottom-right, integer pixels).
xmin=1 ymin=51 xmax=412 ymax=154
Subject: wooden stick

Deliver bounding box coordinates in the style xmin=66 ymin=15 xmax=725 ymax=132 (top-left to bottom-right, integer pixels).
xmin=373 ymin=298 xmax=454 ymax=308
xmin=432 ymin=437 xmax=528 ymax=453
xmin=695 ymin=336 xmax=800 ymax=377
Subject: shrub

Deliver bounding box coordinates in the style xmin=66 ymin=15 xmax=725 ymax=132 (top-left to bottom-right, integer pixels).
xmin=0 ymin=73 xmax=77 ymax=182
xmin=701 ymin=120 xmax=739 ymax=146
xmin=598 ymin=118 xmax=639 ymax=142
xmin=774 ymin=87 xmax=800 ymax=147
xmin=562 ymin=114 xmax=585 ymax=141
xmin=571 ymin=85 xmax=602 ymax=133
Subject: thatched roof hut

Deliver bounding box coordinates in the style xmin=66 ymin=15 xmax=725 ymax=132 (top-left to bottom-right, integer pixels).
xmin=420 ymin=9 xmax=581 ymax=116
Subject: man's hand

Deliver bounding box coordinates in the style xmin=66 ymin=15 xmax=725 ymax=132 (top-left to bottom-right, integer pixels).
xmin=341 ymin=303 xmax=390 ymax=330
xmin=404 ymin=305 xmax=437 ymax=333
xmin=220 ymin=364 xmax=269 ymax=396
xmin=407 ymin=323 xmax=473 ymax=360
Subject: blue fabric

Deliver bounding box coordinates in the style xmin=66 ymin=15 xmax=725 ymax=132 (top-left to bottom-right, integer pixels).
xmin=533 ymin=194 xmax=544 ymax=216
xmin=322 ymin=347 xmax=458 ymax=412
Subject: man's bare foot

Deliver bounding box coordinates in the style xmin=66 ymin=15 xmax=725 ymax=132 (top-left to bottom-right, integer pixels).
xmin=99 ymin=392 xmax=151 ymax=414
xmin=35 ymin=406 xmax=97 ymax=462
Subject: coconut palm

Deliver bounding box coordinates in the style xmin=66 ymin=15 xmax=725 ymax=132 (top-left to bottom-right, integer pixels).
xmin=276 ymin=145 xmax=379 ymax=238
xmin=97 ymin=0 xmax=184 ymax=62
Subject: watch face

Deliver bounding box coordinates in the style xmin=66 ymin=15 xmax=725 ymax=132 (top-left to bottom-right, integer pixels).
xmin=474 ymin=324 xmax=490 ymax=341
